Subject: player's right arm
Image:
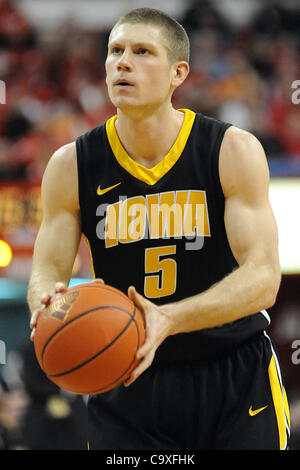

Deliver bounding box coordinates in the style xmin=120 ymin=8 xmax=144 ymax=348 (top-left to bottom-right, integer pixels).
xmin=27 ymin=142 xmax=81 ymax=338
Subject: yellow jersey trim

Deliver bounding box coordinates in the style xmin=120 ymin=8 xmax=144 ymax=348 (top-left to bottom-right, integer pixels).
xmin=105 ymin=108 xmax=196 ymax=186
xmin=82 ymin=234 xmax=96 ymax=279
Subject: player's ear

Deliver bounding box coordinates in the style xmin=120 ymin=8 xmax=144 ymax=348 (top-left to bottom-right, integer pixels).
xmin=171 ymin=61 xmax=189 ymax=89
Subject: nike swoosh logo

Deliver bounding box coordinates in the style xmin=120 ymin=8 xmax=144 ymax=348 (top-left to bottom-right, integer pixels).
xmin=97 ymin=182 xmax=121 ymax=196
xmin=249 ymin=405 xmax=268 ymax=416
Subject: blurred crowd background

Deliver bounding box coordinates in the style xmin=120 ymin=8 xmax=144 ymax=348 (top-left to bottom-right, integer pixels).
xmin=0 ymin=0 xmax=299 ymax=450
xmin=0 ymin=0 xmax=299 ymax=183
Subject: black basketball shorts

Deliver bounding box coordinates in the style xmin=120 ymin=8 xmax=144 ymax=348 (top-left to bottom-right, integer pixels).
xmin=87 ymin=332 xmax=290 ymax=450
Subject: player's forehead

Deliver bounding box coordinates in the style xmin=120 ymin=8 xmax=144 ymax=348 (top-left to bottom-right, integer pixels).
xmin=108 ymin=22 xmax=167 ymax=51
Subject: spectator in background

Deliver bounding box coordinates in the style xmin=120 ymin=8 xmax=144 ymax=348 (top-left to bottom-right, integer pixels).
xmin=2 ymin=340 xmax=88 ymax=450
xmin=250 ymin=0 xmax=300 ymax=46
xmin=0 ymin=0 xmax=36 ymax=49
xmin=268 ymin=37 xmax=300 ymax=159
xmin=20 ymin=341 xmax=88 ymax=450
xmin=181 ymin=0 xmax=231 ymax=40
xmin=1 ymin=0 xmax=299 ymax=182
xmin=250 ymin=2 xmax=300 ymax=159
xmin=0 ymin=376 xmax=28 ymax=449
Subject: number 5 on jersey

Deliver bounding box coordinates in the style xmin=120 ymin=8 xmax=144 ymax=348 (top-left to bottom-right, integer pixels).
xmin=144 ymin=246 xmax=177 ymax=299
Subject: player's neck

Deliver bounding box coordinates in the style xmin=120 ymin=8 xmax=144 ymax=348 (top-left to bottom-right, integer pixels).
xmin=114 ymin=105 xmax=185 ymax=169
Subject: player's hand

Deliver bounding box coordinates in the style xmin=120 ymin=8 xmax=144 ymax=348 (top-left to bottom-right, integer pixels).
xmin=30 ymin=278 xmax=104 ymax=341
xmin=30 ymin=282 xmax=68 ymax=341
xmin=125 ymin=286 xmax=176 ymax=387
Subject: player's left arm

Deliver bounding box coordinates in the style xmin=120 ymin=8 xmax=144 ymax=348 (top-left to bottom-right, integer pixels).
xmin=125 ymin=126 xmax=281 ymax=385
xmin=166 ymin=126 xmax=281 ymax=332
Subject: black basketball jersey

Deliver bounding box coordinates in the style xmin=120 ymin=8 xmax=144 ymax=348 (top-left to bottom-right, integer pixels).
xmin=76 ymin=108 xmax=270 ymax=362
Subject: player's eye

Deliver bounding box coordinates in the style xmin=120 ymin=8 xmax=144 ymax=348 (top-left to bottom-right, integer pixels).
xmin=136 ymin=48 xmax=149 ymax=55
xmin=111 ymin=47 xmax=122 ymax=54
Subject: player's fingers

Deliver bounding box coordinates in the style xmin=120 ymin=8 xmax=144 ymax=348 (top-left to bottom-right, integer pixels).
xmin=55 ymin=282 xmax=67 ymax=293
xmin=30 ymin=283 xmax=67 ymax=343
xmin=40 ymin=292 xmax=51 ymax=305
xmin=30 ymin=303 xmax=46 ymax=328
xmin=30 ymin=327 xmax=36 ymax=341
xmin=124 ymin=350 xmax=155 ymax=387
xmin=136 ymin=343 xmax=151 ymax=360
xmin=30 ymin=305 xmax=45 ymax=340
xmin=135 ymin=332 xmax=158 ymax=359
xmin=128 ymin=286 xmax=150 ymax=312
xmin=30 ymin=310 xmax=39 ymax=329
xmin=50 ymin=283 xmax=68 ymax=303
xmin=92 ymin=278 xmax=105 ymax=284
xmin=30 ymin=327 xmax=35 ymax=341
xmin=30 ymin=289 xmax=53 ymax=337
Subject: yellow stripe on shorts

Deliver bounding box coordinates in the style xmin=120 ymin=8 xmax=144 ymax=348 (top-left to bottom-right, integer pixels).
xmin=268 ymin=355 xmax=290 ymax=450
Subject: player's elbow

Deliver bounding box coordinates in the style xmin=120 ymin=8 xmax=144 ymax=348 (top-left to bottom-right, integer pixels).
xmin=263 ymin=286 xmax=279 ymax=310
xmin=262 ymin=263 xmax=281 ymax=310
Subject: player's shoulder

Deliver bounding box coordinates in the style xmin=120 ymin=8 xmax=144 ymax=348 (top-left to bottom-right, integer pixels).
xmin=219 ymin=126 xmax=269 ymax=197
xmin=50 ymin=141 xmax=77 ymax=170
xmin=222 ymin=125 xmax=264 ymax=156
xmin=220 ymin=125 xmax=268 ymax=172
xmin=41 ymin=142 xmax=79 ymax=210
xmin=44 ymin=141 xmax=78 ymax=185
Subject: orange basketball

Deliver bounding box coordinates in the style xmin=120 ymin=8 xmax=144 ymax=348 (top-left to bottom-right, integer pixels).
xmin=33 ymin=282 xmax=145 ymax=395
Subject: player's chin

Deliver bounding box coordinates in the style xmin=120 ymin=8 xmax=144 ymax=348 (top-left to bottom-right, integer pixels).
xmin=111 ymin=96 xmax=139 ymax=109
xmin=112 ymin=98 xmax=161 ymax=117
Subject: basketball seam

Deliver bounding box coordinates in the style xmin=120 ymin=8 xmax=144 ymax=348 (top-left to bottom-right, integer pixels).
xmin=43 ymin=306 xmax=136 ymax=377
xmin=40 ymin=303 xmax=134 ymax=366
xmin=84 ymin=313 xmax=142 ymax=394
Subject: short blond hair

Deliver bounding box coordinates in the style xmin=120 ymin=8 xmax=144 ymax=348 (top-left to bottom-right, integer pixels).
xmin=109 ymin=8 xmax=190 ymax=64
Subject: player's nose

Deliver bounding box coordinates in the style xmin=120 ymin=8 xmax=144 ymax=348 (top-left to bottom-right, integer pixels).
xmin=117 ymin=50 xmax=133 ymax=71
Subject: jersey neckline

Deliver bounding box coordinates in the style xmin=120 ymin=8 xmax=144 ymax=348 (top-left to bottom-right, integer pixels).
xmin=105 ymin=108 xmax=196 ymax=186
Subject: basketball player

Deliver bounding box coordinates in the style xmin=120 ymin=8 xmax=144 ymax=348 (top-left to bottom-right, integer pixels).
xmin=28 ymin=8 xmax=290 ymax=450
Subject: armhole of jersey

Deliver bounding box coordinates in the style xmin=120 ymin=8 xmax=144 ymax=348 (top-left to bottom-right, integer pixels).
xmin=75 ymin=136 xmax=86 ymax=234
xmin=211 ymin=122 xmax=232 ymax=203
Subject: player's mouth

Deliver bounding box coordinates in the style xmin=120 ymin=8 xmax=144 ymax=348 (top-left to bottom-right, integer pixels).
xmin=114 ymin=79 xmax=134 ymax=87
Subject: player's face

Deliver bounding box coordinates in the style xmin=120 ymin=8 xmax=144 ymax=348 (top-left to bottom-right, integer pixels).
xmin=105 ymin=23 xmax=175 ymax=114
